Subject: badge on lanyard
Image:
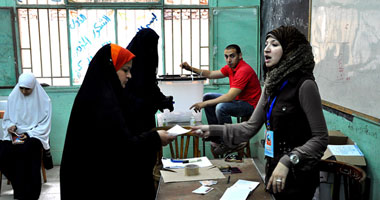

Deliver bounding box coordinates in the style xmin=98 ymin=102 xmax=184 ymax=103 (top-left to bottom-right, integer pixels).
xmin=264 ymin=129 xmax=274 ymax=158
xmin=264 ymin=80 xmax=288 ymax=158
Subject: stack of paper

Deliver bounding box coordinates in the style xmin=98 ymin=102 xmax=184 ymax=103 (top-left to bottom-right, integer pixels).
xmin=220 ymin=179 xmax=260 ymax=200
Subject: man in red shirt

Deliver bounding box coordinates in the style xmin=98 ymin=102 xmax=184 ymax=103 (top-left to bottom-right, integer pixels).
xmin=180 ymin=44 xmax=261 ymax=155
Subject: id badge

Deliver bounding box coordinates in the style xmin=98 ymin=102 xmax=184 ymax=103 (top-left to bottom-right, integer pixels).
xmin=264 ymin=129 xmax=274 ymax=158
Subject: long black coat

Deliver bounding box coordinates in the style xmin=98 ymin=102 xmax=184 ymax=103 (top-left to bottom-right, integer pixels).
xmin=60 ymin=44 xmax=161 ymax=199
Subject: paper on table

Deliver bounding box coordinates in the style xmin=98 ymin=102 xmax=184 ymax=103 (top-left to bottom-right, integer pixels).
xmin=220 ymin=179 xmax=260 ymax=200
xmin=231 ymin=179 xmax=260 ymax=191
xmin=328 ymin=145 xmax=364 ymax=156
xmin=192 ymin=185 xmax=214 ymax=194
xmin=220 ymin=187 xmax=251 ymax=200
xmin=161 ymin=156 xmax=213 ymax=169
xmin=160 ymin=165 xmax=225 ymax=183
xmin=167 ymin=124 xmax=191 ymax=136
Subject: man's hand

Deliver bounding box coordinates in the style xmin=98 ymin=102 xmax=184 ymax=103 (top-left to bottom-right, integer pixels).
xmin=180 ymin=62 xmax=192 ymax=72
xmin=190 ymin=102 xmax=207 ymax=113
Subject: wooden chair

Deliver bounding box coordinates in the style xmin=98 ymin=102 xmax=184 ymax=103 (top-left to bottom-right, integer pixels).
xmin=210 ymin=116 xmax=252 ymax=159
xmin=169 ymin=132 xmax=201 ymax=159
xmin=152 ymin=127 xmax=201 ymax=189
xmin=318 ymin=159 xmax=369 ymax=200
xmin=237 ymin=116 xmax=251 ymax=158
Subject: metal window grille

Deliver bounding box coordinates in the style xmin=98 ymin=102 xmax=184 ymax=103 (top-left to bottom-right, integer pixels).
xmin=18 ymin=8 xmax=70 ymax=86
xmin=17 ymin=2 xmax=209 ymax=86
xmin=163 ymin=8 xmax=209 ymax=75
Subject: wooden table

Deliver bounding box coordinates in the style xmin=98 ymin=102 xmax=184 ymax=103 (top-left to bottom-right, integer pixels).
xmin=156 ymin=158 xmax=272 ymax=200
xmin=0 ymin=110 xmax=4 ymax=119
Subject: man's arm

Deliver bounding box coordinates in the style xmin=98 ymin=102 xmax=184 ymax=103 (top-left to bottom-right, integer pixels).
xmin=190 ymin=88 xmax=242 ymax=112
xmin=180 ymin=62 xmax=225 ymax=79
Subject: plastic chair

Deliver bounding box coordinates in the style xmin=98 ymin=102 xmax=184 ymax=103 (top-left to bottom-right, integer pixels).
xmin=318 ymin=159 xmax=369 ymax=200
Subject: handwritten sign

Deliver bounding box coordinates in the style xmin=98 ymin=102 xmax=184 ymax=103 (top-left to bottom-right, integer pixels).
xmin=69 ymin=10 xmax=115 ymax=85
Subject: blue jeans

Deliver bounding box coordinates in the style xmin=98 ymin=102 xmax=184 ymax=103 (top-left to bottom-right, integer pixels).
xmin=203 ymin=93 xmax=254 ymax=125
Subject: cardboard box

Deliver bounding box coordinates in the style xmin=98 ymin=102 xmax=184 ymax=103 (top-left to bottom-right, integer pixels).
xmin=322 ymin=130 xmax=366 ymax=166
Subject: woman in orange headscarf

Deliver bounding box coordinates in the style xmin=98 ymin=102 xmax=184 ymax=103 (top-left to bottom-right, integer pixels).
xmin=60 ymin=44 xmax=175 ymax=200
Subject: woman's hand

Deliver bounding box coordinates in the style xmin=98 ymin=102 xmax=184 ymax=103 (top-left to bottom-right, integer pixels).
xmin=157 ymin=130 xmax=176 ymax=146
xmin=266 ymin=162 xmax=289 ymax=193
xmin=191 ymin=125 xmax=210 ymax=138
xmin=19 ymin=133 xmax=28 ymax=140
xmin=8 ymin=125 xmax=17 ymax=134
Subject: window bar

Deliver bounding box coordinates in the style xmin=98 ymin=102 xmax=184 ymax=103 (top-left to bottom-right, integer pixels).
xmin=37 ymin=9 xmax=44 ymax=78
xmin=189 ymin=9 xmax=192 ymax=72
xmin=171 ymin=9 xmax=174 ymax=75
xmin=180 ymin=9 xmax=183 ymax=75
xmin=199 ymin=9 xmax=201 ymax=71
xmin=57 ymin=9 xmax=63 ymax=78
xmin=48 ymin=9 xmax=53 ymax=84
xmin=27 ymin=9 xmax=33 ymax=73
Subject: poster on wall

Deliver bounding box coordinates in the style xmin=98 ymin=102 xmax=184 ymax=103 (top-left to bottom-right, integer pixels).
xmin=69 ymin=9 xmax=116 ymax=85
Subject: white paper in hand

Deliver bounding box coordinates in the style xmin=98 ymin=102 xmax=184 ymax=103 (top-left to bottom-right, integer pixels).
xmin=167 ymin=124 xmax=191 ymax=136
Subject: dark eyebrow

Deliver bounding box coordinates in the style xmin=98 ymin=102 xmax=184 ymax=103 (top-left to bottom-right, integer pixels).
xmin=19 ymin=87 xmax=31 ymax=90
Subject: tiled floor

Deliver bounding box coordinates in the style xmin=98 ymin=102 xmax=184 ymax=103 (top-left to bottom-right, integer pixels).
xmin=0 ymin=166 xmax=60 ymax=200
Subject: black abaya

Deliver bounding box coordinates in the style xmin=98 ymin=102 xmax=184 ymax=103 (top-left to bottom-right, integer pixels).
xmin=60 ymin=44 xmax=162 ymax=200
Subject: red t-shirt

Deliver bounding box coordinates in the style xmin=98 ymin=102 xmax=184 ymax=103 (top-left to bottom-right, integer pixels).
xmin=220 ymin=59 xmax=261 ymax=108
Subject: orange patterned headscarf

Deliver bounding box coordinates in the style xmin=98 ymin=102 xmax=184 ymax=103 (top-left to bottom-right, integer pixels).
xmin=110 ymin=43 xmax=135 ymax=72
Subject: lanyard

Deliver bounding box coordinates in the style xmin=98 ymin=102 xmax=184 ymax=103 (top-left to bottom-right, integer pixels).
xmin=266 ymin=80 xmax=288 ymax=129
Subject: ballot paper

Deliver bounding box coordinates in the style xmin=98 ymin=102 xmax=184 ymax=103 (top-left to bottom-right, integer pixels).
xmin=327 ymin=145 xmax=364 ymax=156
xmin=192 ymin=185 xmax=214 ymax=194
xmin=220 ymin=179 xmax=260 ymax=200
xmin=167 ymin=124 xmax=191 ymax=136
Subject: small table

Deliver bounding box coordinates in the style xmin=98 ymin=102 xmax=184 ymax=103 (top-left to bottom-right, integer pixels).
xmin=155 ymin=158 xmax=272 ymax=200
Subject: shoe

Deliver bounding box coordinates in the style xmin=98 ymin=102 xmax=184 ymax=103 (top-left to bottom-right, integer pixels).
xmin=212 ymin=142 xmax=248 ymax=156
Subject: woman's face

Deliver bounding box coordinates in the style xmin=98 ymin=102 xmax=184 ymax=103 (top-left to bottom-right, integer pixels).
xmin=264 ymin=36 xmax=283 ymax=68
xmin=19 ymin=87 xmax=33 ymax=96
xmin=117 ymin=60 xmax=133 ymax=88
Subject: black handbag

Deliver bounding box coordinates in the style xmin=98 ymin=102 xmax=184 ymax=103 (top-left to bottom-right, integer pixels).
xmin=42 ymin=148 xmax=54 ymax=170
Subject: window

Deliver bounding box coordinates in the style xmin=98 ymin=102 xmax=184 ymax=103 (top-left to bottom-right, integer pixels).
xmin=17 ymin=1 xmax=209 ymax=86
xmin=163 ymin=9 xmax=209 ymax=75
xmin=18 ymin=9 xmax=70 ymax=86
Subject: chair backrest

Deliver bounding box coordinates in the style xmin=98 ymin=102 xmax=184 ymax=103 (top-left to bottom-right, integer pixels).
xmin=319 ymin=159 xmax=368 ymax=200
xmin=169 ymin=132 xmax=200 ymax=159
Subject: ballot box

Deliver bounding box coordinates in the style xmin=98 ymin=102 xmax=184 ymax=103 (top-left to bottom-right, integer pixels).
xmin=157 ymin=75 xmax=206 ymax=126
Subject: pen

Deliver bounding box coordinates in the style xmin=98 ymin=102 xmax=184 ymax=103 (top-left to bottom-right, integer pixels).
xmin=162 ymin=168 xmax=177 ymax=173
xmin=170 ymin=159 xmax=185 ymax=163
xmin=170 ymin=158 xmax=202 ymax=163
xmin=183 ymin=158 xmax=202 ymax=163
xmin=227 ymin=175 xmax=231 ymax=184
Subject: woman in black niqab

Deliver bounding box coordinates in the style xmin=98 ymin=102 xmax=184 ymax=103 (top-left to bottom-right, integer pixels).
xmin=60 ymin=44 xmax=174 ymax=200
xmin=124 ymin=28 xmax=174 ymax=133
